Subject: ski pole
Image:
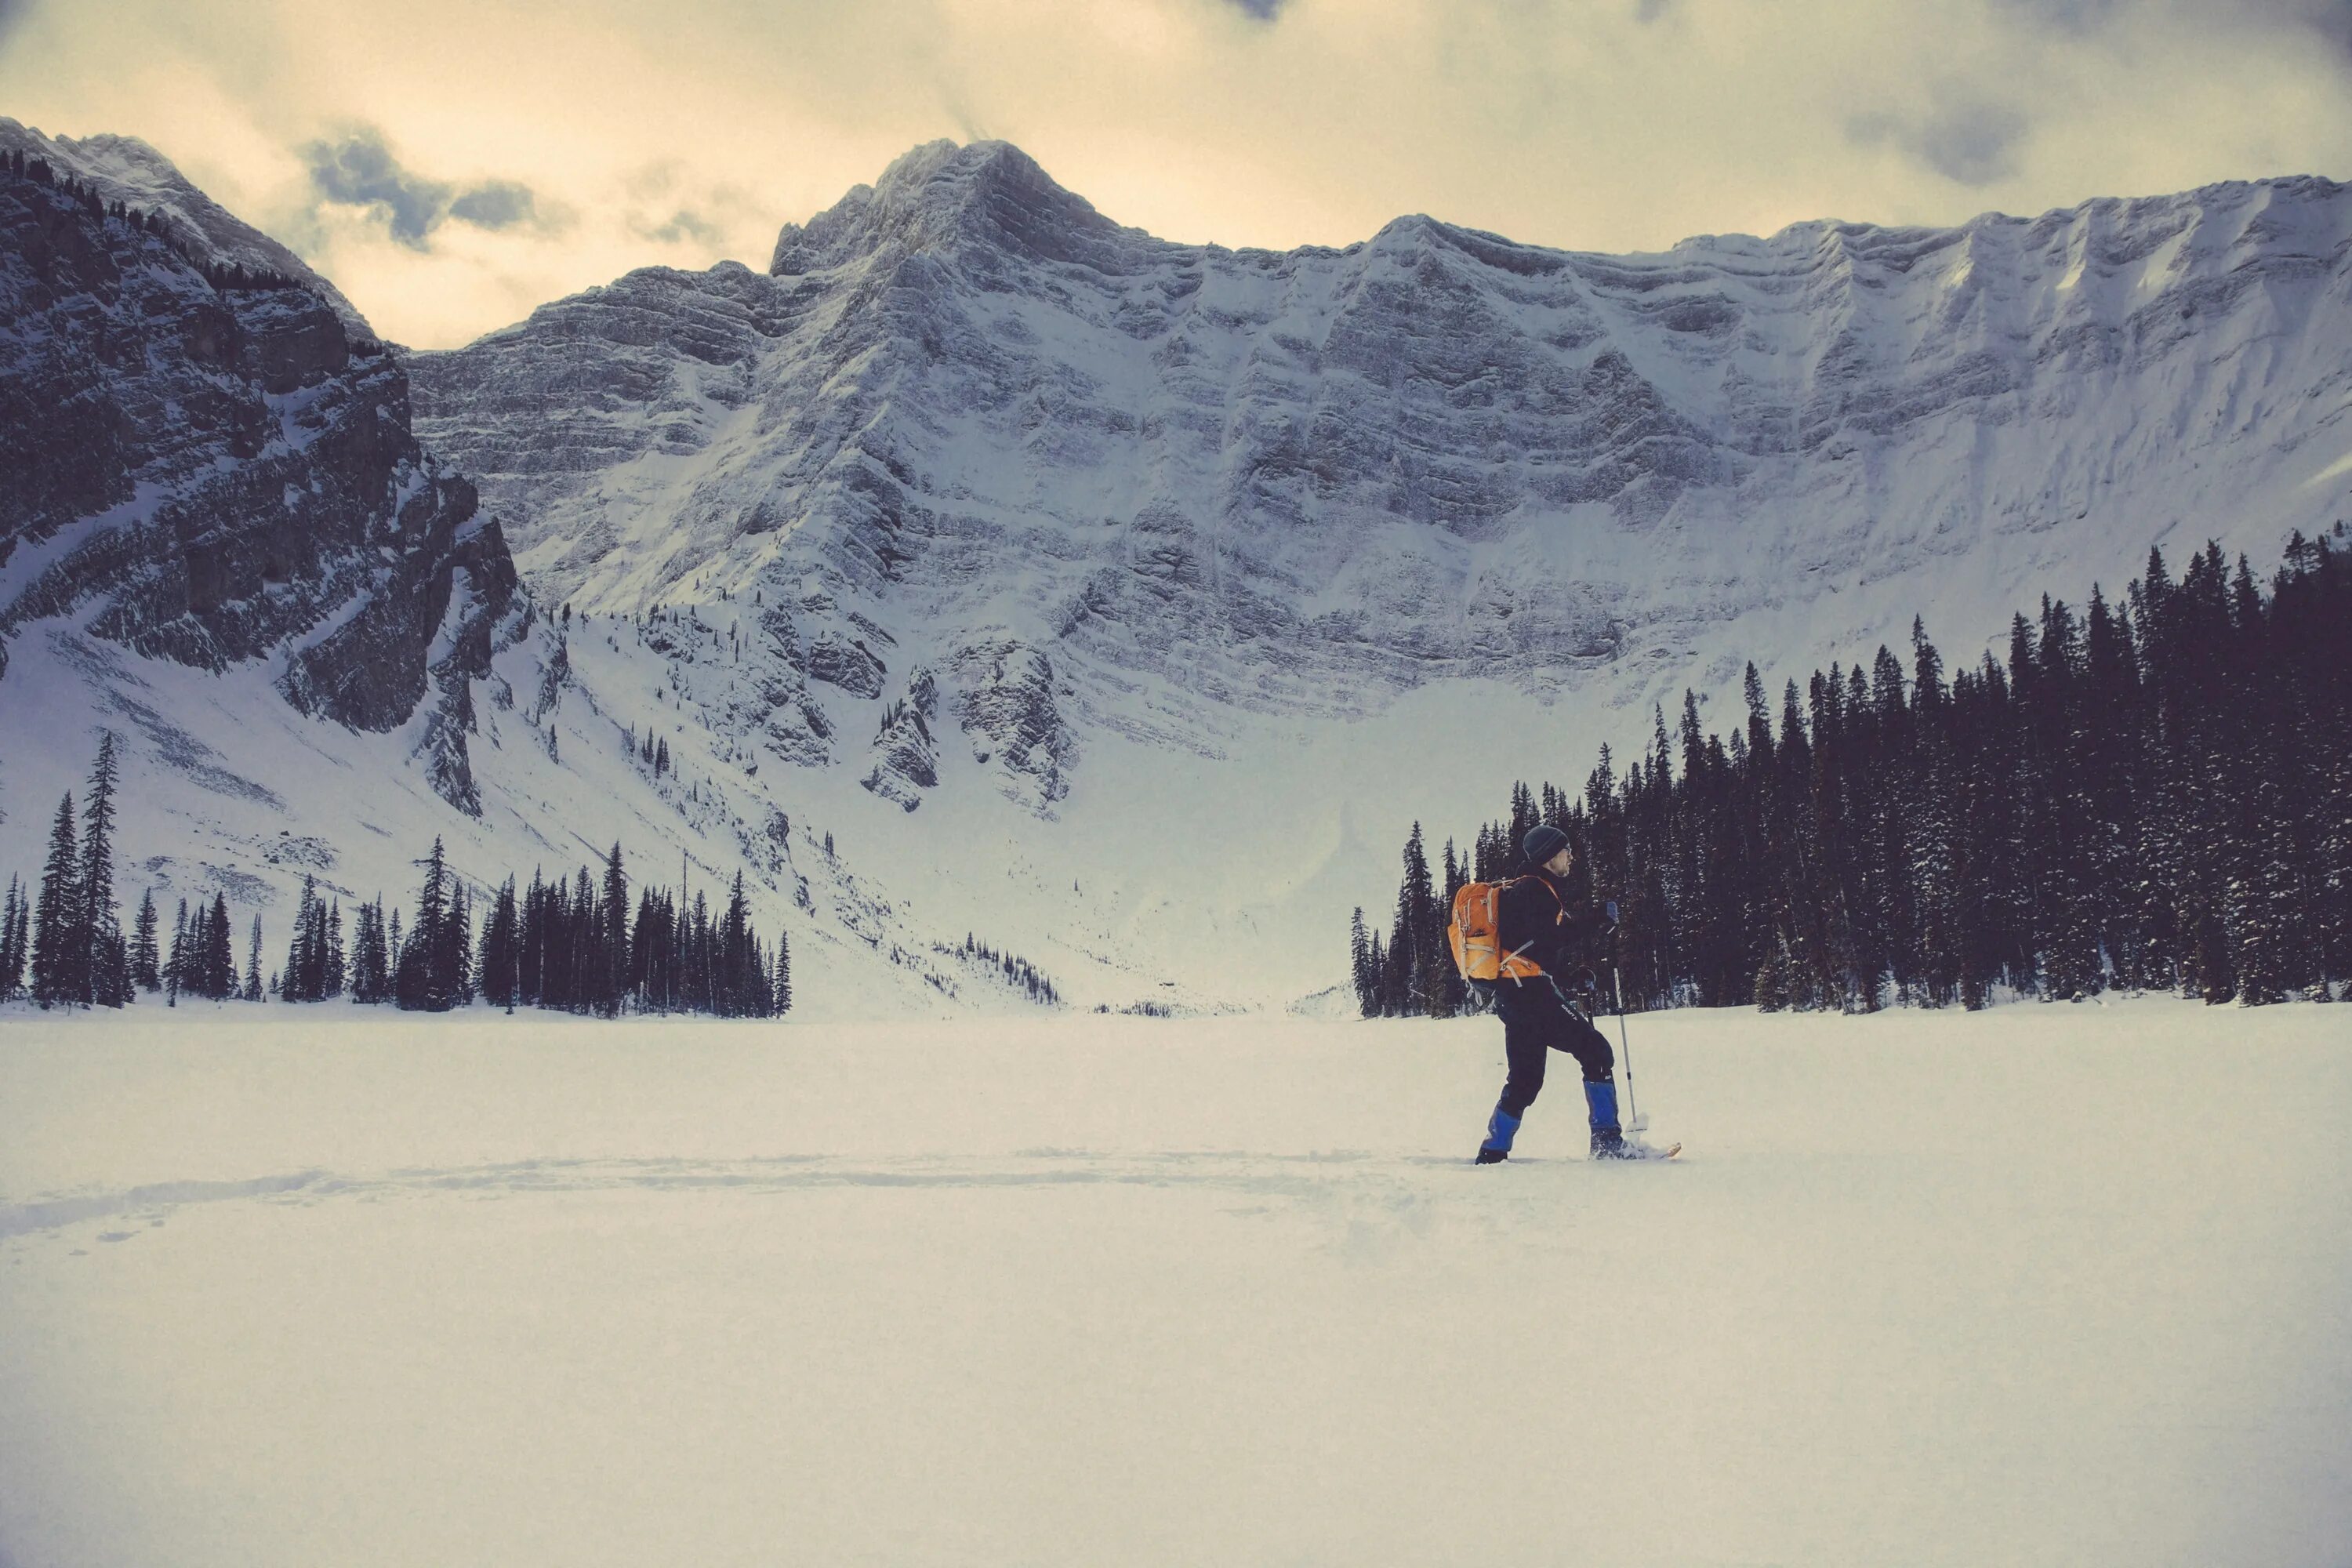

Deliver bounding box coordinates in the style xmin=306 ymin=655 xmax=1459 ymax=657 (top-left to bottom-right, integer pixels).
xmin=1605 ymin=901 xmax=1640 ymax=1131
xmin=1612 ymin=961 xmax=1640 ymax=1133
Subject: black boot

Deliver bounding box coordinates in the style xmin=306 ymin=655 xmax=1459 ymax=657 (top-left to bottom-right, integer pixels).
xmin=1475 ymin=1105 xmax=1520 ymax=1164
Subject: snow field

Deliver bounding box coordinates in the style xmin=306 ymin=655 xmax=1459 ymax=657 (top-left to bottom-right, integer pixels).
xmin=2 ymin=998 xmax=2348 ymax=1566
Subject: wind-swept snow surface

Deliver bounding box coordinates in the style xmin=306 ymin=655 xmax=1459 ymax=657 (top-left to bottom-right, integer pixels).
xmin=3 ymin=998 xmax=2347 ymax=1566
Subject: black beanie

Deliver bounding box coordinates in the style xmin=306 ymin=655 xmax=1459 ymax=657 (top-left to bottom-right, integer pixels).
xmin=1523 ymin=824 xmax=1570 ymax=867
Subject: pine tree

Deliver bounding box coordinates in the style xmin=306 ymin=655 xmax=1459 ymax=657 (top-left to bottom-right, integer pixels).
xmin=396 ymin=838 xmax=460 ymax=1011
xmin=285 ymin=876 xmax=321 ymax=1001
xmin=0 ymin=876 xmax=27 ymax=997
xmin=480 ymin=877 xmax=520 ymax=1011
xmin=597 ymin=843 xmax=629 ymax=1017
xmin=201 ymin=894 xmax=234 ymax=999
xmin=31 ymin=793 xmax=82 ymax=1007
xmin=772 ymin=926 xmax=792 ymax=1014
xmin=165 ymin=897 xmax=190 ymax=1004
xmin=78 ymin=735 xmax=128 ymax=1006
xmin=1349 ymin=906 xmax=1377 ymax=1017
xmin=131 ymin=889 xmax=160 ymax=992
xmin=325 ymin=901 xmax=347 ymax=997
xmin=447 ymin=882 xmax=474 ymax=1004
xmin=244 ymin=915 xmax=264 ymax=1002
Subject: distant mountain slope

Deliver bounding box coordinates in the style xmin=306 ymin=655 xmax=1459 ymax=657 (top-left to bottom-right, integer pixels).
xmin=0 ymin=147 xmax=1166 ymax=1017
xmin=9 ymin=135 xmax=2352 ymax=1013
xmin=409 ymin=142 xmax=2352 ymax=829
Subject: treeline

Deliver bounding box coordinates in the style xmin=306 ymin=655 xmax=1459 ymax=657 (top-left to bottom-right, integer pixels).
xmin=1356 ymin=529 xmax=2352 ymax=1015
xmin=944 ymin=933 xmax=1062 ymax=1006
xmin=2 ymin=739 xmax=793 ymax=1018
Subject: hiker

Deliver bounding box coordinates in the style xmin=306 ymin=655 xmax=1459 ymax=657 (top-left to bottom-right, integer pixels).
xmin=1474 ymin=824 xmax=1645 ymax=1163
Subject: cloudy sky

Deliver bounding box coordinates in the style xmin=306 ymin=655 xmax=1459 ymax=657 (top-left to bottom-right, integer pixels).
xmin=4 ymin=0 xmax=2349 ymax=348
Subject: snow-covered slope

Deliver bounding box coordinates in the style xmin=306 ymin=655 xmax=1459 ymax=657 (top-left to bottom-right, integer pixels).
xmin=11 ymin=136 xmax=2352 ymax=1012
xmin=400 ymin=140 xmax=2352 ymax=999
xmin=414 ymin=141 xmax=2352 ymax=740
xmin=0 ymin=153 xmax=1071 ymax=1018
xmin=5 ymin=1000 xmax=2349 ymax=1566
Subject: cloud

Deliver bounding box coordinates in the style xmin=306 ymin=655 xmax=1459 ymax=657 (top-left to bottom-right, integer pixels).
xmin=1849 ymin=98 xmax=2032 ymax=187
xmin=300 ymin=126 xmax=557 ymax=249
xmin=1995 ymin=0 xmax=2352 ymax=59
xmin=447 ymin=179 xmax=540 ymax=230
xmin=1991 ymin=0 xmax=2129 ymax=34
xmin=639 ymin=209 xmax=724 ymax=245
xmin=16 ymin=0 xmax=2352 ymax=348
xmin=2205 ymin=0 xmax=2352 ymax=59
xmin=301 ymin=128 xmax=449 ymax=248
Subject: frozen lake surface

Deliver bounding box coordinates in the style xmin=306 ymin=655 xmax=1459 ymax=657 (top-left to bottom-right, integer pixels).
xmin=3 ymin=999 xmax=2348 ymax=1566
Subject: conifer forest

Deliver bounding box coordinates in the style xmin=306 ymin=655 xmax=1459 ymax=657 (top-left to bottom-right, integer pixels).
xmin=0 ymin=742 xmax=793 ymax=1019
xmin=1355 ymin=535 xmax=2352 ymax=1017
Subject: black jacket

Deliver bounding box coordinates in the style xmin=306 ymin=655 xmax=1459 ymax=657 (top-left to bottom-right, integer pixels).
xmin=1495 ymin=868 xmax=1612 ymax=984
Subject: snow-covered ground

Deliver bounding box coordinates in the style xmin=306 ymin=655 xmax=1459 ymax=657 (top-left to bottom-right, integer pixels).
xmin=3 ymin=997 xmax=2348 ymax=1567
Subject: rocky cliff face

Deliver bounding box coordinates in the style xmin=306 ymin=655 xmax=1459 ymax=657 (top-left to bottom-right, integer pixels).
xmin=0 ymin=158 xmax=525 ymax=813
xmin=410 ymin=141 xmax=2352 ymax=818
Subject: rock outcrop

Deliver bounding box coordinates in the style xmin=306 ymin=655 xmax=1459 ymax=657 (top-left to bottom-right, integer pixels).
xmin=0 ymin=155 xmax=526 ymax=812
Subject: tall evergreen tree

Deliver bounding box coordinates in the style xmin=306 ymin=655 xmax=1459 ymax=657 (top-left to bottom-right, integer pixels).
xmin=1349 ymin=906 xmax=1377 ymax=1018
xmin=0 ymin=876 xmax=27 ymax=997
xmin=597 ymin=843 xmax=629 ymax=1017
xmin=480 ymin=877 xmax=521 ymax=1012
xmin=244 ymin=915 xmax=264 ymax=1002
xmin=396 ymin=838 xmax=461 ymax=1011
xmin=30 ymin=793 xmax=82 ymax=1007
xmin=325 ymin=901 xmax=347 ymax=998
xmin=131 ymin=888 xmax=161 ymax=992
xmin=78 ymin=734 xmax=128 ymax=1006
xmin=165 ymin=896 xmax=190 ymax=1004
xmin=199 ymin=894 xmax=234 ymax=1000
xmin=285 ymin=876 xmax=321 ymax=1001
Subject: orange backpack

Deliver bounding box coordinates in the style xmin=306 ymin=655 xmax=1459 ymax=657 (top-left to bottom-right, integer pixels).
xmin=1448 ymin=877 xmax=1562 ymax=983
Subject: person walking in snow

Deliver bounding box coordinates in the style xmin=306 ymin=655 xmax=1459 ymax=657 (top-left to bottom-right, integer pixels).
xmin=1474 ymin=824 xmax=1648 ymax=1163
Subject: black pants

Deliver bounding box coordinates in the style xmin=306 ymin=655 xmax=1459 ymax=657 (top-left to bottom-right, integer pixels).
xmin=1492 ymin=977 xmax=1616 ymax=1119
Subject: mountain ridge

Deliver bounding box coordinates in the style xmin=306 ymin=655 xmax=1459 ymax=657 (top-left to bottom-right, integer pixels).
xmin=8 ymin=133 xmax=2352 ymax=1011
xmin=0 ymin=117 xmax=373 ymax=334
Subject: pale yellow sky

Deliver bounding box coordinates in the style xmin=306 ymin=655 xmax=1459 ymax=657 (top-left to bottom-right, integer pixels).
xmin=5 ymin=0 xmax=2348 ymax=347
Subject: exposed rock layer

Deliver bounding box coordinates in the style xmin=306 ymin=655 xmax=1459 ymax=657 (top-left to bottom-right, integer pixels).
xmin=0 ymin=162 xmax=524 ymax=812
xmin=412 ymin=142 xmax=2352 ymax=811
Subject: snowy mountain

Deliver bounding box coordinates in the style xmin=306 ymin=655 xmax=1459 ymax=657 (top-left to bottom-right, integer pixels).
xmin=413 ymin=143 xmax=2352 ymax=742
xmin=0 ymin=158 xmax=523 ymax=812
xmin=0 ymin=151 xmax=1004 ymax=1020
xmin=400 ymin=139 xmax=2352 ymax=1000
xmin=0 ymin=118 xmax=370 ymax=333
xmin=7 ymin=135 xmax=2352 ymax=1013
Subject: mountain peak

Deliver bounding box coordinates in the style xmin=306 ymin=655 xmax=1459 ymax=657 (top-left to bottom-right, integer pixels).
xmin=871 ymin=137 xmax=1046 ymax=196
xmin=770 ymin=138 xmax=1120 ymax=275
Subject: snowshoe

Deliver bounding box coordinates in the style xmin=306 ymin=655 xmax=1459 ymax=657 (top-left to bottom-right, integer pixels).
xmin=1591 ymin=1131 xmax=1679 ymax=1161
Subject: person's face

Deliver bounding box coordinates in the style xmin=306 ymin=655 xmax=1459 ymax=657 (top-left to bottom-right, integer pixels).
xmin=1544 ymin=846 xmax=1574 ymax=878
